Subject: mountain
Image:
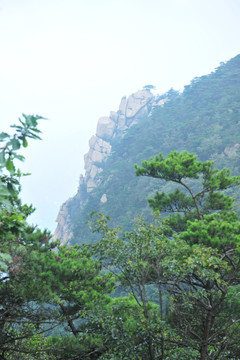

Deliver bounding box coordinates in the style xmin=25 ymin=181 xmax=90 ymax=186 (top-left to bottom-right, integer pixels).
xmin=54 ymin=54 xmax=240 ymax=245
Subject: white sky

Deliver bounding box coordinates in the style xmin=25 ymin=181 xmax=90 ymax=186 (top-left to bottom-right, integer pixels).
xmin=0 ymin=0 xmax=239 ymax=231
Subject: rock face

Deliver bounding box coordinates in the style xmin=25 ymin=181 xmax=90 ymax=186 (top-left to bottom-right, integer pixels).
xmin=54 ymin=200 xmax=73 ymax=245
xmin=223 ymin=143 xmax=240 ymax=158
xmin=125 ymin=90 xmax=153 ymax=118
xmin=96 ymin=117 xmax=115 ymax=140
xmin=54 ymin=89 xmax=166 ymax=244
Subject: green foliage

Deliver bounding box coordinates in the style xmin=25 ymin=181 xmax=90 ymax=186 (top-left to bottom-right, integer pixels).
xmin=89 ymin=204 xmax=240 ymax=358
xmin=0 ymin=114 xmax=44 ymax=275
xmin=136 ymin=151 xmax=240 ymax=228
xmin=2 ymin=54 xmax=240 ymax=358
xmin=134 ymin=150 xmax=240 ymax=359
xmin=88 ymin=214 xmax=178 ymax=359
xmin=4 ymin=324 xmax=56 ymax=360
xmin=46 ymin=333 xmax=104 ymax=359
xmin=0 ymin=212 xmax=58 ymax=358
xmin=0 ymin=117 xmax=117 ymax=359
xmin=0 ymin=113 xmax=44 ymax=209
xmin=83 ymin=150 xmax=240 ymax=359
xmin=180 ymin=211 xmax=240 ymax=249
xmin=143 ymin=84 xmax=156 ymax=91
xmin=35 ymin=244 xmax=115 ymax=359
xmin=91 ymin=296 xmax=169 ymax=360
xmin=68 ymin=54 xmax=240 ymax=244
xmin=135 ymin=151 xmax=205 ymax=181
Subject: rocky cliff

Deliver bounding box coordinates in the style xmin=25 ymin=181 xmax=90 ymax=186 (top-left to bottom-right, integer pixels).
xmin=54 ymin=89 xmax=165 ymax=244
xmin=54 ymin=56 xmax=240 ymax=246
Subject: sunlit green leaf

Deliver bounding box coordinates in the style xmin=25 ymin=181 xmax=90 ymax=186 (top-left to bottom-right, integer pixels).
xmin=11 ymin=138 xmax=21 ymax=150
xmin=22 ymin=138 xmax=28 ymax=147
xmin=0 ymin=132 xmax=9 ymax=141
xmin=6 ymin=158 xmax=15 ymax=172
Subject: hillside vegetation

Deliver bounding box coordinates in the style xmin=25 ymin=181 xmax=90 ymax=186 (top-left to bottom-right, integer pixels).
xmin=66 ymin=54 xmax=240 ymax=245
xmin=1 ymin=55 xmax=240 ymax=359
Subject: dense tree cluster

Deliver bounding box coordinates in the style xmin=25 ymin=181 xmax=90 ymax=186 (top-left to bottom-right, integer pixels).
xmin=0 ymin=118 xmax=115 ymax=359
xmin=0 ymin=116 xmax=240 ymax=359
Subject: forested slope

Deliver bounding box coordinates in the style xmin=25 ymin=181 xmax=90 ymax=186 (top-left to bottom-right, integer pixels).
xmin=61 ymin=54 xmax=240 ymax=245
xmin=1 ymin=55 xmax=240 ymax=359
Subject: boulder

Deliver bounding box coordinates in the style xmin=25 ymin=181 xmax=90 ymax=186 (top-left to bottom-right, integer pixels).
xmin=125 ymin=90 xmax=153 ymax=118
xmin=90 ymin=149 xmax=105 ymax=163
xmin=224 ymin=143 xmax=240 ymax=157
xmin=100 ymin=193 xmax=107 ymax=203
xmin=89 ymin=165 xmax=103 ymax=179
xmin=87 ymin=178 xmax=97 ymax=192
xmin=89 ymin=135 xmax=111 ymax=153
xmin=96 ymin=116 xmax=116 ymax=139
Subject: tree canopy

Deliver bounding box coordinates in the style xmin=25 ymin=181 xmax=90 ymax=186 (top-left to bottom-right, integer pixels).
xmin=87 ymin=151 xmax=240 ymax=359
xmin=1 ymin=115 xmax=240 ymax=359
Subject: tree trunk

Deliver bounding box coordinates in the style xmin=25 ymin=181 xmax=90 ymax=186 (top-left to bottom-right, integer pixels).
xmin=158 ymin=282 xmax=165 ymax=359
xmin=60 ymin=303 xmax=78 ymax=337
xmin=200 ymin=309 xmax=213 ymax=360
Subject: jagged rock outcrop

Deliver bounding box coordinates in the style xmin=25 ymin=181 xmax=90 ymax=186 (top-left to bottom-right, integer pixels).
xmin=96 ymin=117 xmax=115 ymax=140
xmin=54 ymin=200 xmax=73 ymax=245
xmin=100 ymin=193 xmax=107 ymax=203
xmin=54 ymin=88 xmax=166 ymax=244
xmin=125 ymin=90 xmax=153 ymax=118
xmin=82 ymin=89 xmax=155 ymax=194
xmin=223 ymin=143 xmax=240 ymax=158
xmin=53 ymin=56 xmax=240 ymax=245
